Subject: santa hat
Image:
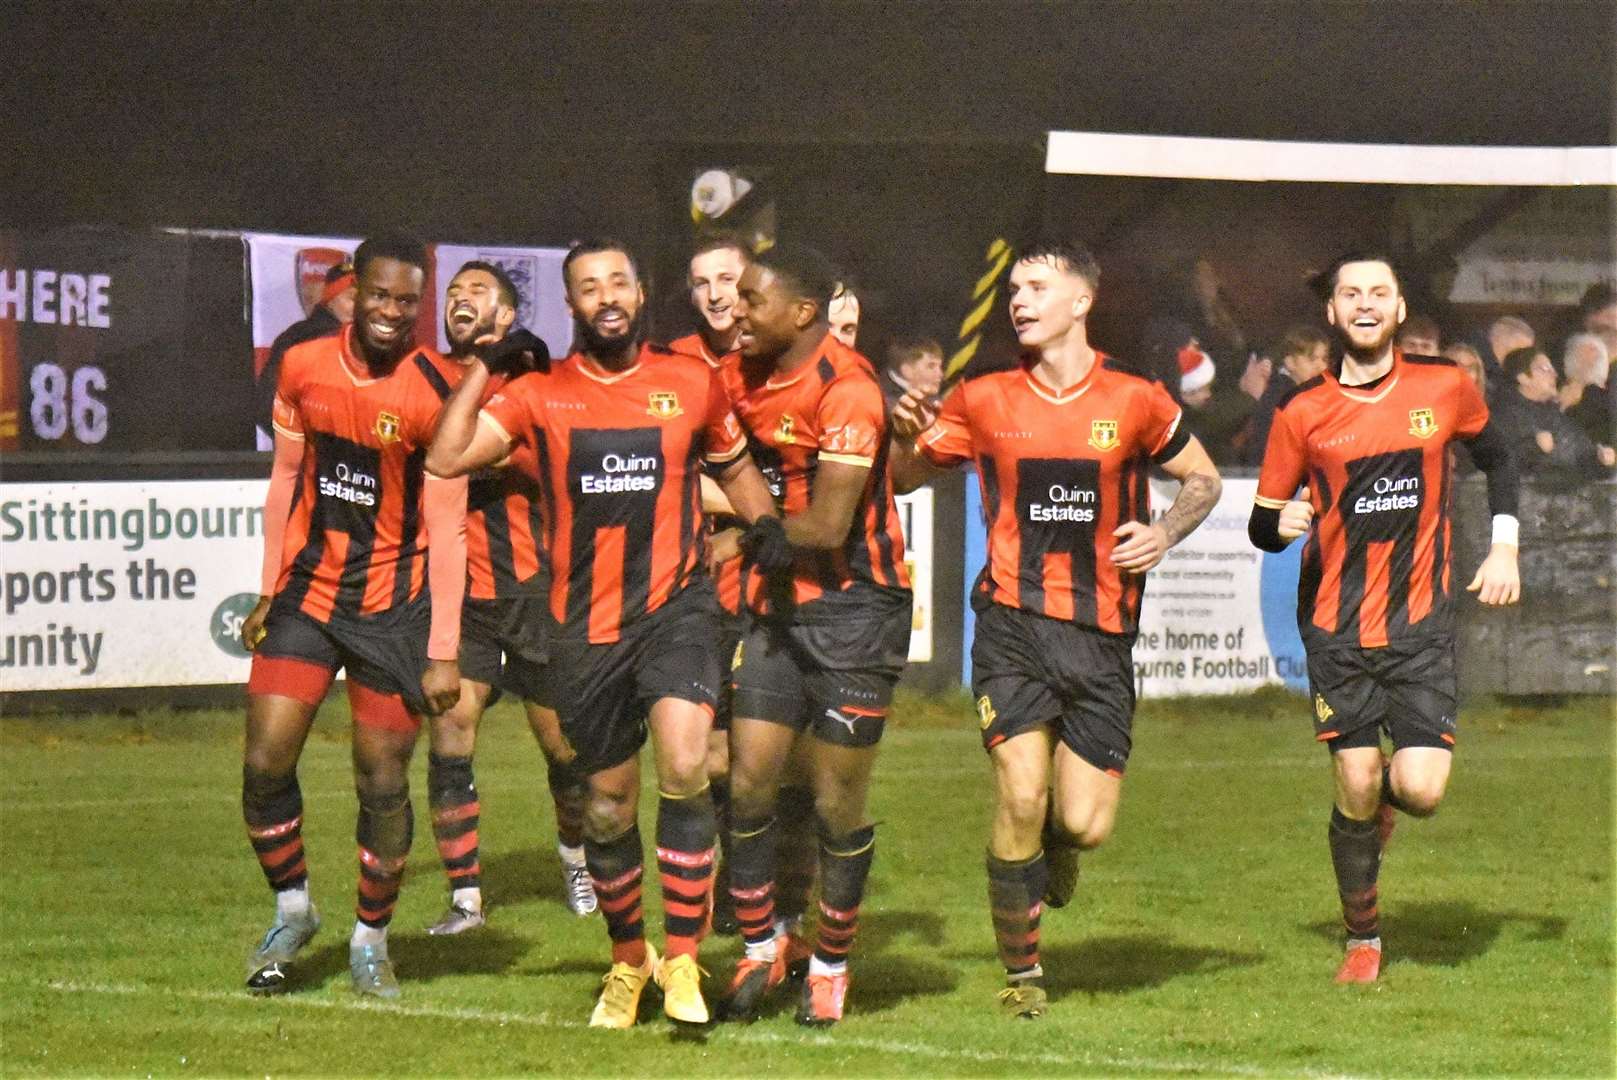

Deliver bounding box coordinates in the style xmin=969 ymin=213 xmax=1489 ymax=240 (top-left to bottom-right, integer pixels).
xmin=1178 ymin=342 xmax=1215 ymax=394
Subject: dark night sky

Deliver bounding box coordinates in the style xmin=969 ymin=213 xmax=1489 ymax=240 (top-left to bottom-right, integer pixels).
xmin=4 ymin=1 xmax=1613 ymax=243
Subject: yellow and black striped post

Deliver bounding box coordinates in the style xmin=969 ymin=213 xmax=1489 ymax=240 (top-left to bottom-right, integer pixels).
xmin=946 ymin=237 xmax=1012 ymax=380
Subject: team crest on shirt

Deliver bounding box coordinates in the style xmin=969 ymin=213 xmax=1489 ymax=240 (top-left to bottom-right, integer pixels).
xmin=1408 ymin=408 xmax=1439 ymax=439
xmin=647 ymin=392 xmax=683 ymax=420
xmin=374 ymin=411 xmax=401 ymax=444
xmin=776 ymin=414 xmax=797 ymax=445
xmin=1087 ymin=419 xmax=1119 ymax=452
xmin=976 ymin=694 xmax=997 ymax=732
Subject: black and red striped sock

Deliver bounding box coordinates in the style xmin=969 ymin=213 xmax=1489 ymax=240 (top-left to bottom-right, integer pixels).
xmin=243 ymin=765 xmax=308 ymax=893
xmin=813 ymin=824 xmax=875 ymax=969
xmin=355 ymin=789 xmax=413 ymax=928
xmin=1329 ymin=806 xmax=1380 ymax=939
xmin=427 ymin=753 xmax=481 ymax=898
xmin=728 ymin=815 xmax=778 ymax=953
xmin=657 ymin=788 xmax=716 ymax=959
xmin=987 ymin=851 xmax=1046 ymax=979
xmin=587 ymin=824 xmax=647 ymax=967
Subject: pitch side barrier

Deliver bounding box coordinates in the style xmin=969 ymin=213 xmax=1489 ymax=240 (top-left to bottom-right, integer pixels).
xmin=962 ymin=470 xmax=1615 ymax=700
xmin=0 ymin=454 xmax=965 ymax=713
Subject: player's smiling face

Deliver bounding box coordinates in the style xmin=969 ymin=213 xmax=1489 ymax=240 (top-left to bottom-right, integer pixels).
xmin=689 ymin=246 xmax=747 ymax=335
xmin=733 ymin=264 xmax=810 ymax=363
xmin=1007 ymin=257 xmax=1090 ymax=350
xmin=565 ymin=249 xmax=644 ymax=352
xmin=443 ymin=269 xmax=512 ymax=355
xmin=1327 ymin=261 xmax=1405 ymax=358
xmin=354 ymin=257 xmax=423 ymax=363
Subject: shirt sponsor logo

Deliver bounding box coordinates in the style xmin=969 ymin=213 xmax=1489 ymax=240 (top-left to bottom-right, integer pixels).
xmin=374 ymin=411 xmax=401 ymax=444
xmin=1408 ymin=407 xmax=1439 ymax=439
xmin=1028 ymin=483 xmax=1097 ymax=523
xmin=579 ymin=451 xmax=660 ymax=494
xmin=1087 ymin=419 xmax=1119 ymax=452
xmin=647 ymin=391 xmax=683 ymax=420
xmin=1352 ymin=475 xmax=1420 ymax=515
xmin=319 ymin=461 xmax=378 ymax=506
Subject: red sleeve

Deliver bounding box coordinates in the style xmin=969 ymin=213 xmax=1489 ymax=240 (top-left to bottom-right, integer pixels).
xmin=270 ymin=349 xmax=305 ymax=441
xmin=917 ymin=382 xmax=974 ymax=467
xmin=423 ymin=474 xmax=468 ymax=661
xmin=703 ymin=368 xmax=748 ymax=463
xmin=1255 ymin=400 xmax=1310 ymax=508
xmin=259 ymin=429 xmax=304 ymax=596
xmin=816 ymin=374 xmax=885 ymax=467
xmin=478 ymin=380 xmax=536 ymax=449
xmin=1137 ymin=380 xmax=1185 ymax=457
xmin=1452 ymin=367 xmax=1490 ymax=440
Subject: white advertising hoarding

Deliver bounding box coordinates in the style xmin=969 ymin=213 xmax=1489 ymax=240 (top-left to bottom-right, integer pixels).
xmin=1132 ymin=476 xmax=1307 ymax=696
xmin=895 ymin=487 xmax=934 ymax=663
xmin=1 ymin=479 xmax=269 ymax=690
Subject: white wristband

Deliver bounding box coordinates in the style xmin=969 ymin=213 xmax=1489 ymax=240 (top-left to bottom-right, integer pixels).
xmin=1491 ymin=514 xmax=1519 ymax=547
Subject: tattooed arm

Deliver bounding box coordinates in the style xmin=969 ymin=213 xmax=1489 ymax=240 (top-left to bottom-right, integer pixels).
xmin=1111 ymin=436 xmax=1223 ymax=574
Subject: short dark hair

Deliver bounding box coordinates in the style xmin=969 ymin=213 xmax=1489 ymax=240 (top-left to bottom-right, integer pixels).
xmin=1277 ymin=323 xmax=1329 ymax=359
xmin=454 ymin=260 xmax=520 ymax=310
xmin=1015 ymin=239 xmax=1100 ymax=291
xmin=1502 ymin=344 xmax=1546 ymax=382
xmin=562 ymin=238 xmax=641 ymax=292
xmin=887 ymin=335 xmax=943 ymax=372
xmin=324 ymin=261 xmax=354 ymax=284
xmin=1397 ymin=313 xmax=1440 ymax=348
xmin=752 ymin=246 xmax=840 ymax=312
xmin=353 ymin=235 xmax=427 ymax=280
xmin=1318 ymin=251 xmax=1403 ymax=297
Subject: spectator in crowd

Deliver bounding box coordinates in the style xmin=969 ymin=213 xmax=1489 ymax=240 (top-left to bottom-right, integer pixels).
xmin=1495 ymin=345 xmax=1614 ymax=486
xmin=1165 ymin=327 xmax=1256 ymax=465
xmin=254 ymin=261 xmax=357 ymax=446
xmin=881 ymin=336 xmax=945 ymax=410
xmin=1157 ymin=254 xmax=1249 ymax=364
xmin=1444 ymin=342 xmax=1488 ymax=397
xmin=1576 ymin=283 xmax=1617 ymax=357
xmin=828 ymin=283 xmax=860 ymax=348
xmin=1243 ymin=324 xmax=1330 ymax=466
xmin=1559 ymin=332 xmax=1614 ymax=450
xmin=1484 ymin=314 xmax=1535 ymax=382
xmin=1396 ymin=314 xmax=1441 ymax=357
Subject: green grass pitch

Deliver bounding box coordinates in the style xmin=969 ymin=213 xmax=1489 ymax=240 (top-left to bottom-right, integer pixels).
xmin=1 ymin=688 xmax=1611 ymax=1077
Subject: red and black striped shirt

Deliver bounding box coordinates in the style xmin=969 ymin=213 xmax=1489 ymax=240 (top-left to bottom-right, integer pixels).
xmin=919 ymin=355 xmax=1186 ymax=637
xmin=408 ymin=358 xmax=549 ymax=601
xmin=269 ymin=326 xmax=455 ymax=625
xmin=1255 ymin=351 xmax=1489 ymax=651
xmin=670 ymin=332 xmax=744 ymax=617
xmin=718 ymin=333 xmax=911 ymax=617
xmin=480 ymin=343 xmax=748 ymax=643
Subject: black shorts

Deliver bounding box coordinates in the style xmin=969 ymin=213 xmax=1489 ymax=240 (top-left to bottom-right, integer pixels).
xmin=969 ymin=602 xmax=1135 ymax=776
xmin=257 ymin=596 xmax=432 ymax=716
xmin=548 ymin=588 xmax=722 ymax=774
xmin=1307 ymin=639 xmax=1457 ymax=753
xmin=460 ymin=596 xmax=555 ymax=709
xmin=730 ymin=588 xmax=911 ymax=749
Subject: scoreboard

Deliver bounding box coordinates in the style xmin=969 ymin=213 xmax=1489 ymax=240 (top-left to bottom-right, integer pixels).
xmin=1 ymin=228 xmax=253 ymax=462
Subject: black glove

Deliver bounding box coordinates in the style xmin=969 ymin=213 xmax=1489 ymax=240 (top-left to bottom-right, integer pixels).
xmin=480 ymin=327 xmax=550 ymax=377
xmin=738 ymin=516 xmax=794 ymax=572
